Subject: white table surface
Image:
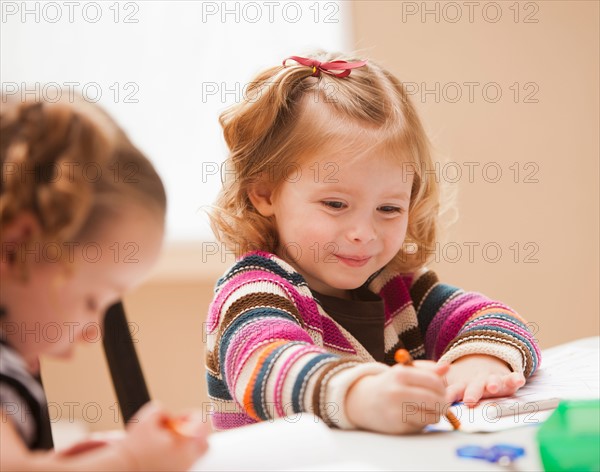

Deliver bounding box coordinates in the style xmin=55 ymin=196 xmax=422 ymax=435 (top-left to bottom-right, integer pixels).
xmin=325 ymin=423 xmax=543 ymax=471
xmin=193 ymin=406 xmax=545 ymax=471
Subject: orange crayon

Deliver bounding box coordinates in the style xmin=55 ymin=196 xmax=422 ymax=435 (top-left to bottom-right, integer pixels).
xmin=161 ymin=417 xmax=197 ymax=439
xmin=394 ymin=349 xmax=461 ymax=430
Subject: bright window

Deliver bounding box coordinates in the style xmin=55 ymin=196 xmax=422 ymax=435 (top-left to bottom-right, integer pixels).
xmin=2 ymin=1 xmax=351 ymax=241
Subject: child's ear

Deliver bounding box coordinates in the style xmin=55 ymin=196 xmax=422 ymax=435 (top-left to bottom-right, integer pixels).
xmin=0 ymin=212 xmax=41 ymax=278
xmin=247 ymin=181 xmax=276 ymax=217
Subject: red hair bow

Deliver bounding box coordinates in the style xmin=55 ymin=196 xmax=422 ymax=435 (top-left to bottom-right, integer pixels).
xmin=282 ymin=55 xmax=368 ymax=78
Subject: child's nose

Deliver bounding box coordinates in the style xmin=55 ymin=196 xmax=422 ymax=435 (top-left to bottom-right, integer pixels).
xmin=345 ymin=216 xmax=377 ymax=243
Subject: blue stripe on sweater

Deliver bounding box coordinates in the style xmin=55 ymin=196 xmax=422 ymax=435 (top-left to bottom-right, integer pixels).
xmin=206 ymin=372 xmax=232 ymax=400
xmin=417 ymin=283 xmax=460 ymax=336
xmin=252 ymin=342 xmax=302 ymax=420
xmin=463 ymin=313 xmax=529 ymax=331
xmin=216 ymin=254 xmax=307 ymax=289
xmin=291 ymin=353 xmax=338 ymax=412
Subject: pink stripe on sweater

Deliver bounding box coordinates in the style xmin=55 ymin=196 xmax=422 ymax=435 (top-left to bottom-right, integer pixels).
xmin=220 ymin=270 xmax=356 ymax=353
xmin=401 ymin=274 xmax=414 ymax=287
xmin=321 ymin=316 xmax=356 ymax=353
xmin=254 ymin=250 xmax=276 ymax=259
xmin=210 ymin=254 xmax=359 ymax=353
xmin=211 ymin=412 xmax=256 ymax=430
xmin=207 ymin=252 xmax=298 ymax=330
xmin=425 ymin=292 xmax=479 ymax=357
xmin=273 ymin=345 xmax=327 ymax=417
xmin=226 ymin=318 xmax=313 ymax=389
xmin=379 ymin=276 xmax=413 ymax=322
xmin=433 ymin=300 xmax=511 ymax=359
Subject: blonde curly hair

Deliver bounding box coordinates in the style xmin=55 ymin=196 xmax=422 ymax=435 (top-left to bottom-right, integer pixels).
xmin=210 ymin=50 xmax=450 ymax=273
xmin=0 ymin=91 xmax=166 ymax=276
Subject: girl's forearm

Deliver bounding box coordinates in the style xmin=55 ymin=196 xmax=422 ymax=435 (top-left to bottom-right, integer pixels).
xmin=4 ymin=443 xmax=137 ymax=472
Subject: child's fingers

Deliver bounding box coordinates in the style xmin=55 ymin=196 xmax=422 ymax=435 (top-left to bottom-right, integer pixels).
xmin=411 ymin=360 xmax=439 ymax=369
xmin=445 ymin=382 xmax=465 ymax=403
xmin=392 ymin=365 xmax=446 ymax=396
xmin=131 ymin=401 xmax=163 ymax=425
xmin=462 ymin=379 xmax=486 ymax=406
xmin=506 ymin=372 xmax=526 ymax=388
xmin=434 ymin=361 xmax=451 ymax=377
xmin=491 ymin=373 xmax=525 ymax=397
xmin=401 ymin=388 xmax=448 ymax=412
xmin=185 ymin=412 xmax=209 ymax=437
xmin=485 ymin=374 xmax=503 ymax=394
xmin=179 ymin=412 xmax=211 ymax=446
xmin=410 ymin=360 xmax=450 ymax=381
xmin=406 ymin=407 xmax=443 ymax=427
xmin=412 ymin=360 xmax=451 ymax=377
xmin=391 ymin=392 xmax=445 ymax=427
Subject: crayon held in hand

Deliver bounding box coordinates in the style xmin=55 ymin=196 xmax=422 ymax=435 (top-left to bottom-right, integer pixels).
xmin=394 ymin=349 xmax=414 ymax=366
xmin=394 ymin=349 xmax=461 ymax=430
xmin=161 ymin=417 xmax=196 ymax=439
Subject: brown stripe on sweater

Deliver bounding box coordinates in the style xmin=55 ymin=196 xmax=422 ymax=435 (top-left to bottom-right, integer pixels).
xmin=410 ymin=345 xmax=426 ymax=360
xmin=442 ymin=329 xmax=534 ymax=377
xmin=311 ymin=359 xmax=357 ymax=427
xmin=211 ymin=292 xmax=304 ymax=373
xmin=206 ymin=350 xmax=218 ymax=374
xmin=399 ymin=326 xmax=425 ymax=356
xmin=382 ymin=332 xmax=424 ymax=366
xmin=383 ymin=339 xmax=405 ymax=366
xmin=409 ymin=270 xmax=439 ymax=310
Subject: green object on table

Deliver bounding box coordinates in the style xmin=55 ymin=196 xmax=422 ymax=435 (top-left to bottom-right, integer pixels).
xmin=536 ymin=399 xmax=600 ymax=471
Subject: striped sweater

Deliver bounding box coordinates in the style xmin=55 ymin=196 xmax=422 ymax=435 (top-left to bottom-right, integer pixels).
xmin=205 ymin=251 xmax=540 ymax=430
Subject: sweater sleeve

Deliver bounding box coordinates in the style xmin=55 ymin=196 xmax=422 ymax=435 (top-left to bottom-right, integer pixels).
xmin=205 ymin=259 xmax=387 ymax=430
xmin=409 ymin=269 xmax=541 ymax=377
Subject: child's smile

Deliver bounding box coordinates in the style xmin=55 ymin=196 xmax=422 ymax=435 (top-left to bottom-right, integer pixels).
xmin=258 ymin=146 xmax=414 ymax=299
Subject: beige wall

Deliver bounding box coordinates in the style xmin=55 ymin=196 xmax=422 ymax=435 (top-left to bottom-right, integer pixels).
xmin=351 ymin=0 xmax=599 ymax=345
xmin=42 ymin=1 xmax=599 ymax=434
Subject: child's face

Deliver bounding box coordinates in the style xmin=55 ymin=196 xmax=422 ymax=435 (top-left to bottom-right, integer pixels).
xmin=269 ymin=151 xmax=413 ymax=298
xmin=0 ymin=204 xmax=164 ymax=365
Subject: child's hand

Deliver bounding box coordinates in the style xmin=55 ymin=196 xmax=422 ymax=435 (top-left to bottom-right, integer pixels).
xmin=345 ymin=362 xmax=450 ymax=434
xmin=443 ymin=354 xmax=526 ymax=407
xmin=118 ymin=402 xmax=209 ymax=471
xmin=58 ymin=430 xmax=125 ymax=456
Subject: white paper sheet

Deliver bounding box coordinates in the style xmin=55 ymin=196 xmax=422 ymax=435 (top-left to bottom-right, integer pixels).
xmin=427 ymin=336 xmax=600 ymax=433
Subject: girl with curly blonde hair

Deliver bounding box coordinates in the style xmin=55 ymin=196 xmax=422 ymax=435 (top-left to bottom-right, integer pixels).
xmin=1 ymin=92 xmax=208 ymax=469
xmin=206 ymin=51 xmax=540 ymax=434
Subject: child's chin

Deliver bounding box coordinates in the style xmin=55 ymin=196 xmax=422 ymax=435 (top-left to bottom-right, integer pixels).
xmin=331 ymin=278 xmax=369 ymax=291
xmin=52 ymin=343 xmax=76 ymax=360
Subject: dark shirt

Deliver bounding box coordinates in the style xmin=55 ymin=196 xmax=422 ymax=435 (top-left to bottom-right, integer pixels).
xmin=0 ymin=338 xmax=53 ymax=450
xmin=311 ymin=285 xmax=386 ymax=362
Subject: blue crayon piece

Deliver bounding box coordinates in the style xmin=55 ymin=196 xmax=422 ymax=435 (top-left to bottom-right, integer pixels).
xmin=457 ymin=444 xmax=525 ymax=463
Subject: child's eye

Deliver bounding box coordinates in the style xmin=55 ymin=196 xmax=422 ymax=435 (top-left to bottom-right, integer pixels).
xmin=378 ymin=206 xmax=404 ymax=214
xmin=322 ymin=201 xmax=347 ymax=210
